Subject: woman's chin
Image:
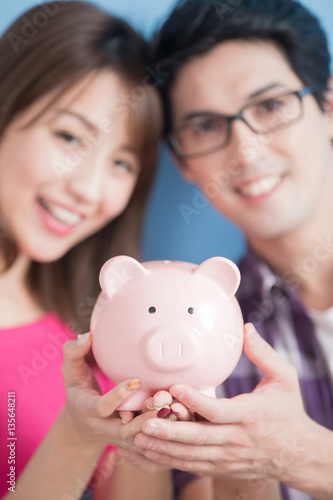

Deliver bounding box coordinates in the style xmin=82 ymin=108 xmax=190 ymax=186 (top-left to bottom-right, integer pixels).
xmin=19 ymin=243 xmax=71 ymax=263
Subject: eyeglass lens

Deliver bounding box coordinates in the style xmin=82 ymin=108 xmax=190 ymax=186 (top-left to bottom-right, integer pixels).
xmin=174 ymin=92 xmax=303 ymax=158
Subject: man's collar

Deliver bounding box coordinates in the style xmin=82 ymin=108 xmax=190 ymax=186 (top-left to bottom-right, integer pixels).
xmin=237 ymin=248 xmax=289 ymax=306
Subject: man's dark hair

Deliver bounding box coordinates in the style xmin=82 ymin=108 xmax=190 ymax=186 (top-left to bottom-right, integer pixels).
xmin=151 ymin=0 xmax=331 ymax=134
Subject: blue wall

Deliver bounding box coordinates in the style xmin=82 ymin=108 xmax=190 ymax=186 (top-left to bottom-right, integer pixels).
xmin=1 ymin=0 xmax=332 ymax=264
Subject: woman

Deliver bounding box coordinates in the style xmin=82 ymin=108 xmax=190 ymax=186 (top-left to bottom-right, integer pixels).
xmin=0 ymin=2 xmax=176 ymax=498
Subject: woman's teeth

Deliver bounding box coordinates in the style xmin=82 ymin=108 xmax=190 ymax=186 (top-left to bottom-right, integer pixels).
xmin=238 ymin=176 xmax=281 ymax=197
xmin=41 ymin=199 xmax=82 ymax=226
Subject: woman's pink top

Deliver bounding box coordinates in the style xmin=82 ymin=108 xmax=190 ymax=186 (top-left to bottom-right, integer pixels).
xmin=0 ymin=313 xmax=115 ymax=497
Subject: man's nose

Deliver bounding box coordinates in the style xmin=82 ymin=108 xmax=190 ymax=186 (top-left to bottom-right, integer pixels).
xmin=227 ymin=118 xmax=269 ymax=166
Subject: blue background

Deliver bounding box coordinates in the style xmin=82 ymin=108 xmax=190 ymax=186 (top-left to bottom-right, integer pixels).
xmin=1 ymin=0 xmax=332 ymax=264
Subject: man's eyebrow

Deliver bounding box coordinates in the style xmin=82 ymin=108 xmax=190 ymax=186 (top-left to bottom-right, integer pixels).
xmin=181 ymin=110 xmax=223 ymax=123
xmin=247 ymin=83 xmax=286 ymax=100
xmin=179 ymin=83 xmax=287 ymax=124
xmin=54 ymin=110 xmax=97 ymax=130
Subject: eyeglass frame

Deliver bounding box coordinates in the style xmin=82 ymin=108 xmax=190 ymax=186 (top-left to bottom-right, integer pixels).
xmin=168 ymin=86 xmax=313 ymax=160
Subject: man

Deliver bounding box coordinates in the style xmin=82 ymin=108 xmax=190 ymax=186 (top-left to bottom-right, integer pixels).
xmin=132 ymin=1 xmax=333 ymax=498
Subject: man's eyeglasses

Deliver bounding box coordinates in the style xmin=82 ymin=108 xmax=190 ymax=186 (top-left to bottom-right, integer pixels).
xmin=168 ymin=86 xmax=313 ymax=160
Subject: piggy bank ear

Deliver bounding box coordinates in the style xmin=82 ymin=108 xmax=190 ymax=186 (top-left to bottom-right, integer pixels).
xmin=195 ymin=256 xmax=240 ymax=300
xmin=99 ymin=255 xmax=147 ymax=299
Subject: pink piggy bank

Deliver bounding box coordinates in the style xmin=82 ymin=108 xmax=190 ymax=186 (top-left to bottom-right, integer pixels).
xmin=90 ymin=256 xmax=244 ymax=410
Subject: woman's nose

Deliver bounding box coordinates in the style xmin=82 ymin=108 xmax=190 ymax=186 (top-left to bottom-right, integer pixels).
xmin=64 ymin=153 xmax=105 ymax=205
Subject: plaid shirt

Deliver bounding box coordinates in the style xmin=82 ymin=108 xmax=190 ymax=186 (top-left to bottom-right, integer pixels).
xmin=218 ymin=250 xmax=333 ymax=500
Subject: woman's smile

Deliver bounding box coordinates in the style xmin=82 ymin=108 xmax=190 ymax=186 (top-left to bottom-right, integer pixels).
xmin=36 ymin=196 xmax=83 ymax=235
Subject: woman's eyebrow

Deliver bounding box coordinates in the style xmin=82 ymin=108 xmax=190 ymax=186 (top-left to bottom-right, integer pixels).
xmin=53 ymin=109 xmax=97 ymax=130
xmin=118 ymin=145 xmax=139 ymax=157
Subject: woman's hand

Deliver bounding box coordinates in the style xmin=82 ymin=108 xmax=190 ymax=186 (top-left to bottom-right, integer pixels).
xmin=62 ymin=332 xmax=147 ymax=451
xmin=119 ymin=389 xmax=193 ymax=424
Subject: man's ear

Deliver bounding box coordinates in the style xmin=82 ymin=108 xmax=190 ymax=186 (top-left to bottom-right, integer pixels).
xmin=170 ymin=150 xmax=196 ymax=183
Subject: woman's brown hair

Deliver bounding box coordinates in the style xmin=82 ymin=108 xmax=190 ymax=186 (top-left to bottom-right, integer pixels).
xmin=0 ymin=1 xmax=161 ymax=333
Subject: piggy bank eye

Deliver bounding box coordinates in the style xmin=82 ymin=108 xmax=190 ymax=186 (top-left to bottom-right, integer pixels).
xmin=187 ymin=307 xmax=195 ymax=314
xmin=148 ymin=306 xmax=156 ymax=314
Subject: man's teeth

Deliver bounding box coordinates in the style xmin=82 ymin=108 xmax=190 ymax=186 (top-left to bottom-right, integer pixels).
xmin=238 ymin=176 xmax=281 ymax=197
xmin=42 ymin=200 xmax=82 ymax=226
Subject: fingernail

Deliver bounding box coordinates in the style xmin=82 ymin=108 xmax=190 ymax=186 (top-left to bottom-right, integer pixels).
xmin=165 ymin=409 xmax=179 ymax=421
xmin=145 ymin=422 xmax=159 ymax=436
xmin=246 ymin=323 xmax=258 ymax=341
xmin=171 ymin=386 xmax=184 ymax=400
xmin=153 ymin=402 xmax=164 ymax=411
xmin=166 ymin=412 xmax=178 ymax=422
xmin=77 ymin=332 xmax=91 ymax=345
xmin=157 ymin=406 xmax=170 ymax=418
xmin=126 ymin=378 xmax=141 ymax=391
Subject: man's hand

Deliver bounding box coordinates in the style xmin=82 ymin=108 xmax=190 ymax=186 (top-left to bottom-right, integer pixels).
xmin=134 ymin=324 xmax=333 ymax=497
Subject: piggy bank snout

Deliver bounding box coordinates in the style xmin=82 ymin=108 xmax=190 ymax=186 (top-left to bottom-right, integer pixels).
xmin=142 ymin=326 xmax=204 ymax=372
